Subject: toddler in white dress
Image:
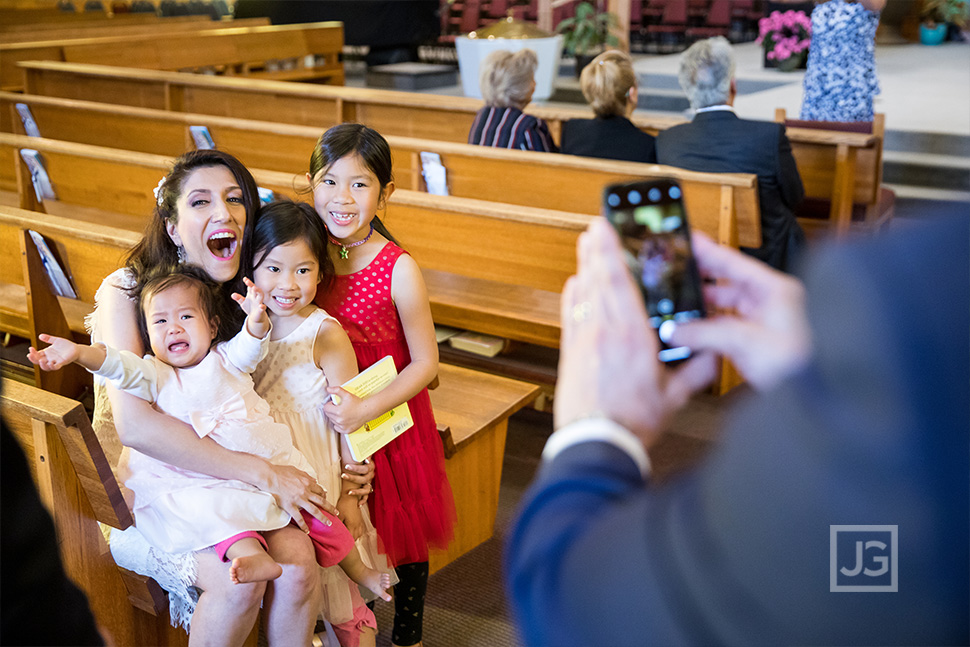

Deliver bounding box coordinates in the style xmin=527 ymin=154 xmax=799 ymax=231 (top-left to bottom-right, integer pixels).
xmin=28 ymin=265 xmax=391 ymax=600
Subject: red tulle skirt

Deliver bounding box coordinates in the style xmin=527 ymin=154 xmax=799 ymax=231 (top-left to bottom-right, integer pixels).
xmin=354 ymin=339 xmax=456 ymax=566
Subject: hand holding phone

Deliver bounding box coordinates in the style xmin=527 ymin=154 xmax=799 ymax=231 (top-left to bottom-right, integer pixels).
xmin=603 ymin=179 xmax=706 ymax=362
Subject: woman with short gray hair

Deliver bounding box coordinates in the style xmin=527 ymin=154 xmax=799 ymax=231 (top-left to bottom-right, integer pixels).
xmin=468 ymin=49 xmax=557 ymax=152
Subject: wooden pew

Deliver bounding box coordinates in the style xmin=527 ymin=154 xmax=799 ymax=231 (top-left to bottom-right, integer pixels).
xmin=427 ymin=363 xmax=538 ymax=571
xmin=0 ymin=7 xmax=115 ymax=25
xmin=1 ymin=203 xmax=540 ymax=575
xmin=0 ymin=135 xmax=747 ymax=396
xmin=0 ymin=17 xmax=270 ymax=43
xmin=0 ymin=133 xmax=760 ymax=352
xmin=0 ymin=132 xmax=745 ymax=392
xmin=1 ymin=22 xmax=345 ymax=91
xmin=1 ymin=379 xmax=188 ymax=646
xmin=0 ymin=203 xmax=134 ymax=398
xmin=0 ymin=91 xmax=762 ymax=250
xmin=0 ymin=133 xmax=573 ymax=346
xmin=774 ymin=108 xmax=889 ymax=237
xmin=15 ymin=60 xmax=886 ymax=240
xmin=16 ymin=60 xmax=595 ymax=142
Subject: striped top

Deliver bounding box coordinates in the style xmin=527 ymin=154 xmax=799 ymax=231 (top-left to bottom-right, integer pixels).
xmin=468 ymin=106 xmax=558 ymax=152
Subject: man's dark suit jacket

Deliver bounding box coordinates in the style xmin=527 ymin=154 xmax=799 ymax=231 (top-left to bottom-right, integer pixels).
xmin=506 ymin=216 xmax=970 ymax=646
xmin=560 ymin=115 xmax=657 ymax=164
xmin=657 ymin=110 xmax=806 ymax=271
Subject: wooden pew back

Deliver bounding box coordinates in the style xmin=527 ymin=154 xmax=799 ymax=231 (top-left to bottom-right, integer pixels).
xmin=1 ymin=91 xmax=761 ymax=249
xmin=0 ymin=134 xmax=577 ymax=346
xmin=17 ymin=61 xmax=888 ymax=239
xmin=0 ymin=16 xmax=270 ymax=43
xmin=2 ymin=22 xmax=345 ymax=91
xmin=775 ymin=108 xmax=883 ymax=206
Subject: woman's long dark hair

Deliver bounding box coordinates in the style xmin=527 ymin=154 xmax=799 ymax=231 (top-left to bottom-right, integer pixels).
xmin=243 ymin=199 xmax=336 ymax=296
xmin=125 ymin=149 xmax=260 ymax=340
xmin=308 ymin=123 xmax=400 ymax=246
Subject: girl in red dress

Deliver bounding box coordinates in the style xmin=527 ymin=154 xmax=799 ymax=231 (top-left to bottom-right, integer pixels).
xmin=309 ymin=123 xmax=456 ymax=647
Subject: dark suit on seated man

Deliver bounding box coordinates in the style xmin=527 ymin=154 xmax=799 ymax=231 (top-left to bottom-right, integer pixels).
xmin=657 ymin=37 xmax=805 ymax=272
xmin=506 ymin=215 xmax=969 ymax=647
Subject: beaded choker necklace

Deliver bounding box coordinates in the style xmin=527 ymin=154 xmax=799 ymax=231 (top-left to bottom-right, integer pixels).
xmin=329 ymin=224 xmax=374 ymax=259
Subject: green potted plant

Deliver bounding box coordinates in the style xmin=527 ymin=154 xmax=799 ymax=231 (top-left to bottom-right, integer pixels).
xmin=920 ymin=0 xmax=969 ymax=44
xmin=556 ymin=1 xmax=620 ymax=77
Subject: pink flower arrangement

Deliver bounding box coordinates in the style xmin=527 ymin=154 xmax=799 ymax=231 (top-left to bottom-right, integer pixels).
xmin=757 ymin=10 xmax=812 ymax=61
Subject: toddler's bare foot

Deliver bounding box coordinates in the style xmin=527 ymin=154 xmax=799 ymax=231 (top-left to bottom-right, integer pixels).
xmin=357 ymin=567 xmax=393 ymax=602
xmin=229 ymin=553 xmax=283 ymax=584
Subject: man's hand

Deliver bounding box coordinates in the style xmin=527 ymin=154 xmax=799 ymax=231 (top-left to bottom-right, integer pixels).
xmin=554 ymin=219 xmax=717 ymax=449
xmin=670 ymin=232 xmax=812 ymax=391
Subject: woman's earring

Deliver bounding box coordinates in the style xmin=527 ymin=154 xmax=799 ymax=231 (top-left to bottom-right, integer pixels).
xmin=177 ymin=245 xmax=187 ymax=264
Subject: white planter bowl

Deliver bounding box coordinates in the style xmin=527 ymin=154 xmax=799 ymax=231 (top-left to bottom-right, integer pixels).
xmin=455 ymin=34 xmax=563 ymax=101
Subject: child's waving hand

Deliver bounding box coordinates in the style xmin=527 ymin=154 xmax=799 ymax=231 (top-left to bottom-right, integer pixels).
xmin=232 ymin=277 xmax=270 ymax=338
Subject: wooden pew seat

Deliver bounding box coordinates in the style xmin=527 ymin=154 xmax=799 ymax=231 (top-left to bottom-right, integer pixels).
xmin=428 ymin=363 xmax=539 ymax=572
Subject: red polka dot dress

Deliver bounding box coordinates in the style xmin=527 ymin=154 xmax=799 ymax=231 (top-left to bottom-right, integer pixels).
xmin=316 ymin=242 xmax=455 ymax=566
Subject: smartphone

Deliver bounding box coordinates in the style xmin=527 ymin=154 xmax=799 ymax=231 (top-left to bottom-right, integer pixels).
xmin=603 ymin=178 xmax=706 ymax=363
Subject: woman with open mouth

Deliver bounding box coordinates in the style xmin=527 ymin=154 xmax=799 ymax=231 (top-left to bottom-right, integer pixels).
xmin=85 ymin=149 xmax=375 ymax=646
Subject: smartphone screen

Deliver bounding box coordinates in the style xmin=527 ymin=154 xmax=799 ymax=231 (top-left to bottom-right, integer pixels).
xmin=603 ymin=179 xmax=706 ymax=363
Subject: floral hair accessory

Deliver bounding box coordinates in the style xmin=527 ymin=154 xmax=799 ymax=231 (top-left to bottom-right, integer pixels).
xmin=153 ymin=176 xmax=167 ymax=206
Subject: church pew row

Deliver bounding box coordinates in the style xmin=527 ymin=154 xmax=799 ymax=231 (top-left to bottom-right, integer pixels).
xmin=0 ymin=16 xmax=270 ymax=44
xmin=0 ymin=134 xmax=747 ymax=393
xmin=0 ymin=133 xmax=585 ymax=348
xmin=16 ymin=60 xmax=883 ymax=238
xmin=1 ymin=21 xmax=345 ymax=91
xmin=0 ymin=91 xmax=762 ymax=250
xmin=0 ymin=203 xmax=539 ymax=587
xmin=0 ymin=7 xmax=187 ymax=27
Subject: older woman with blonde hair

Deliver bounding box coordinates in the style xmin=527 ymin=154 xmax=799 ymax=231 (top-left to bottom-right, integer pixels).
xmin=468 ymin=48 xmax=557 ymax=152
xmin=561 ymin=50 xmax=656 ymax=163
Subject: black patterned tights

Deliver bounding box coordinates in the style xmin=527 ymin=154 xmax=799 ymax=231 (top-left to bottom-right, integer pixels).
xmin=391 ymin=561 xmax=428 ymax=646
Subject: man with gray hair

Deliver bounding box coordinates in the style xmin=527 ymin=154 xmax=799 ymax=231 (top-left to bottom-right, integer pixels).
xmin=658 ymin=37 xmax=805 ymax=272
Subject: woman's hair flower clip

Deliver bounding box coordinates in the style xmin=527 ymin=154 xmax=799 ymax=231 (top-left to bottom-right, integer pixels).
xmin=153 ymin=176 xmax=167 ymax=207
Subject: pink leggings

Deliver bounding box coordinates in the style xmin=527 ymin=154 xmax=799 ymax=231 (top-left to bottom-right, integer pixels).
xmin=213 ymin=509 xmax=354 ymax=568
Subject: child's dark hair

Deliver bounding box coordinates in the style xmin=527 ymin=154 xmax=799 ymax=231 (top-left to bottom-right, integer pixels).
xmin=308 ymin=123 xmax=400 ymax=246
xmin=243 ymin=199 xmax=335 ymax=294
xmin=133 ymin=265 xmax=225 ymax=352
